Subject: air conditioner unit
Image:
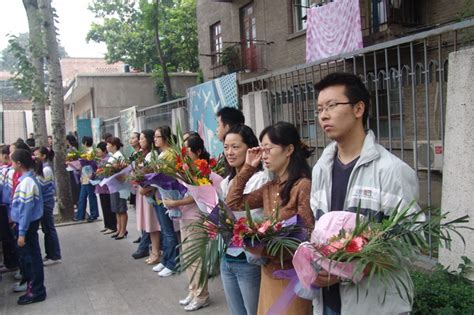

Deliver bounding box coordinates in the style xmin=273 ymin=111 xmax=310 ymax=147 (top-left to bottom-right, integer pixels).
xmin=413 ymin=140 xmax=443 ymax=171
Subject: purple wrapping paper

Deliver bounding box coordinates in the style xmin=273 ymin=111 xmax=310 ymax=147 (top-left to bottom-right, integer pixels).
xmin=267 ymin=269 xmax=299 ymax=315
xmin=79 ymin=159 xmax=98 ymax=171
xmin=143 ymin=173 xmax=188 ymax=195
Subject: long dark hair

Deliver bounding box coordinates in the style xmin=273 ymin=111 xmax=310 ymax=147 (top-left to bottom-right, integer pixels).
xmin=140 ymin=129 xmax=155 ymax=154
xmin=36 ymin=147 xmax=55 ymax=162
xmin=156 ymin=125 xmax=176 ymax=146
xmin=185 ymin=134 xmax=210 ymax=161
xmin=11 ymin=149 xmax=43 ymax=177
xmin=224 ymin=124 xmax=262 ymax=180
xmin=259 ymin=122 xmax=313 ymax=206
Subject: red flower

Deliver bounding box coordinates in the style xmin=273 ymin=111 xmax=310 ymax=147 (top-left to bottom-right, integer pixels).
xmin=194 ymin=159 xmax=211 ymax=176
xmin=181 ymin=147 xmax=187 ymax=156
xmin=257 ymin=220 xmax=272 ymax=235
xmin=273 ymin=222 xmax=283 ymax=232
xmin=345 ymin=236 xmax=368 ymax=253
xmin=231 ymin=234 xmax=244 ymax=247
xmin=233 ymin=217 xmax=250 ymax=235
xmin=209 ymin=158 xmax=217 ymax=168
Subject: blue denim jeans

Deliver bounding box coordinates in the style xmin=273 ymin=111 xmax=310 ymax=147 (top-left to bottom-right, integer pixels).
xmin=76 ymin=184 xmax=99 ymax=220
xmin=136 ymin=231 xmax=151 ymax=254
xmin=41 ymin=202 xmax=61 ymax=260
xmin=220 ymin=256 xmax=261 ymax=315
xmin=153 ymin=203 xmax=178 ymax=271
xmin=17 ymin=220 xmax=46 ymax=298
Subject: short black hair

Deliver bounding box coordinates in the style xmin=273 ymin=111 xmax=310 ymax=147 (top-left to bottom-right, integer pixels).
xmin=315 ymin=72 xmax=370 ymax=128
xmin=26 ymin=138 xmax=35 ymax=147
xmin=216 ymin=107 xmax=245 ymax=128
xmin=96 ymin=141 xmax=107 ymax=153
xmin=81 ymin=136 xmax=93 ymax=147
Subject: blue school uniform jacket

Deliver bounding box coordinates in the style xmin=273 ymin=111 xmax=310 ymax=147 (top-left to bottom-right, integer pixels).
xmin=37 ymin=163 xmax=55 ymax=207
xmin=10 ymin=171 xmax=44 ymax=236
xmin=1 ymin=168 xmax=14 ymax=206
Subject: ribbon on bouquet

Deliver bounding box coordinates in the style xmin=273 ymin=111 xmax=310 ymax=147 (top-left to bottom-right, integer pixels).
xmin=266 ymin=269 xmax=299 ymax=315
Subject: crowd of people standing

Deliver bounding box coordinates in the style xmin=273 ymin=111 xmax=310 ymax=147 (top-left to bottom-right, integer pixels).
xmin=0 ymin=73 xmax=420 ymax=315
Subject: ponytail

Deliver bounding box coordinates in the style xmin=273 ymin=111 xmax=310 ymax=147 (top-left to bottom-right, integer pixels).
xmin=36 ymin=146 xmax=55 ymax=162
xmin=11 ymin=149 xmax=43 ymax=177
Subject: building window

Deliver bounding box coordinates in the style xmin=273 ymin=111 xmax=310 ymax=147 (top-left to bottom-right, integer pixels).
xmin=367 ymin=70 xmax=402 ymax=139
xmin=210 ymin=22 xmax=223 ymax=66
xmin=293 ymin=0 xmax=310 ymax=32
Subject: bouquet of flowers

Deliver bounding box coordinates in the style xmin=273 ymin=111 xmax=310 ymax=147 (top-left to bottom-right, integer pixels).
xmin=176 ymin=202 xmax=235 ymax=286
xmin=209 ymin=155 xmax=226 ymax=177
xmin=158 ymin=142 xmax=223 ymax=214
xmin=232 ymin=206 xmax=307 ymax=267
xmin=98 ymin=157 xmax=132 ymax=193
xmin=66 ymin=148 xmax=80 ymax=162
xmin=292 ymin=203 xmax=471 ymax=303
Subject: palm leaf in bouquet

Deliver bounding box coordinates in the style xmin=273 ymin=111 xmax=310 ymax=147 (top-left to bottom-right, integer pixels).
xmin=176 ymin=201 xmax=234 ymax=287
xmin=302 ymin=201 xmax=472 ymax=304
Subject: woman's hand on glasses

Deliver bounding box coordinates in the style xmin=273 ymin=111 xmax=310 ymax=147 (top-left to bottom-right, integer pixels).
xmin=246 ymin=147 xmax=263 ymax=168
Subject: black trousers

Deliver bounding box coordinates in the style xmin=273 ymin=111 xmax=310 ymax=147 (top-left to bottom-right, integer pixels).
xmin=0 ymin=204 xmax=18 ymax=269
xmin=99 ymin=194 xmax=117 ymax=230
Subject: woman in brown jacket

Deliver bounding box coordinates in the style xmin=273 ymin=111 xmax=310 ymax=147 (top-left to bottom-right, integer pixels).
xmin=226 ymin=121 xmax=315 ymax=315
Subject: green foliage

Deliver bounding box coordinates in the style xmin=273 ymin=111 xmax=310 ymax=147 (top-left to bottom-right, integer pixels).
xmin=411 ymin=257 xmax=474 ymax=314
xmin=6 ymin=35 xmax=47 ymax=105
xmin=0 ymin=32 xmax=67 ymax=72
xmin=87 ymin=0 xmax=198 ymax=72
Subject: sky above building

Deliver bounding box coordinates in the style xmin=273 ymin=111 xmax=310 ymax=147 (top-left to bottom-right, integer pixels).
xmin=0 ymin=0 xmax=106 ymax=58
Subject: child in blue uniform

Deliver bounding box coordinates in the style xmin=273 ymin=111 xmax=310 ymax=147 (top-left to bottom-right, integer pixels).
xmin=34 ymin=147 xmax=62 ymax=265
xmin=10 ymin=149 xmax=46 ymax=305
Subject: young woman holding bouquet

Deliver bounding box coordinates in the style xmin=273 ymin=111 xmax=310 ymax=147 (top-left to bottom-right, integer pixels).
xmin=135 ymin=130 xmax=161 ymax=265
xmin=219 ymin=124 xmax=270 ymax=315
xmin=106 ymin=137 xmax=128 ymax=240
xmin=152 ymin=126 xmax=179 ymax=277
xmin=162 ymin=133 xmax=213 ymax=311
xmin=226 ymin=121 xmax=314 ymax=315
xmin=128 ymin=132 xmax=140 ymax=207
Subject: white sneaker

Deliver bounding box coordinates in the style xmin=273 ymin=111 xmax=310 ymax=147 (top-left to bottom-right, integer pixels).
xmin=13 ymin=271 xmax=22 ymax=281
xmin=184 ymin=298 xmax=210 ymax=311
xmin=12 ymin=282 xmax=27 ymax=292
xmin=158 ymin=267 xmax=174 ymax=277
xmin=179 ymin=293 xmax=194 ymax=306
xmin=43 ymin=258 xmax=62 ymax=266
xmin=152 ymin=263 xmax=165 ymax=272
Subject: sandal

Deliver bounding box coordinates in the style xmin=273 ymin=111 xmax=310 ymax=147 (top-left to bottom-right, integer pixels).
xmin=145 ymin=252 xmax=160 ymax=265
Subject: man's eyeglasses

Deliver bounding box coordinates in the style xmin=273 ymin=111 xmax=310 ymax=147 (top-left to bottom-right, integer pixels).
xmin=315 ymin=102 xmax=355 ymax=115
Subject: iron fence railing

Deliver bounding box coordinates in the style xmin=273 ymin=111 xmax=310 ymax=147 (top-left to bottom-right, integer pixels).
xmin=239 ymin=19 xmax=474 ymax=257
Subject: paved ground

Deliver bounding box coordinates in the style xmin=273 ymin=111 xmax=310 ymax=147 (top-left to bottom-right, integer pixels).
xmin=0 ymin=207 xmax=229 ymax=315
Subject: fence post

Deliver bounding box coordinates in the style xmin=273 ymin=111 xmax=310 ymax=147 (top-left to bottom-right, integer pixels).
xmin=438 ymin=47 xmax=474 ymax=279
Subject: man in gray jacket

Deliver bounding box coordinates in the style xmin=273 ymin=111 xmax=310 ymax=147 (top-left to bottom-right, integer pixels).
xmin=310 ymin=72 xmax=420 ymax=315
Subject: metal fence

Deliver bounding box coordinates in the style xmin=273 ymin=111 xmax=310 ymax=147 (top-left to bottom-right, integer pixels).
xmin=102 ymin=97 xmax=187 ymax=136
xmin=239 ymin=19 xmax=474 ymax=213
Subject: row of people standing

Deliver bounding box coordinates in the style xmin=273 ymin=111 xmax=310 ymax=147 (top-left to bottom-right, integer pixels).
xmin=0 ymin=139 xmax=63 ymax=305
xmin=156 ymin=72 xmax=419 ymax=315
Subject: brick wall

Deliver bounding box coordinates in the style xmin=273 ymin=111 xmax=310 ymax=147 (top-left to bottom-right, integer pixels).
xmin=197 ymin=0 xmax=467 ymax=81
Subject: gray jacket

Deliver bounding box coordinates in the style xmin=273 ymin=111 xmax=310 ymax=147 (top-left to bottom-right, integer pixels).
xmin=310 ymin=130 xmax=419 ymax=315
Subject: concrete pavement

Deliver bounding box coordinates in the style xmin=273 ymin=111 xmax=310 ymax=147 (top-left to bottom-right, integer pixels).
xmin=0 ymin=207 xmax=229 ymax=315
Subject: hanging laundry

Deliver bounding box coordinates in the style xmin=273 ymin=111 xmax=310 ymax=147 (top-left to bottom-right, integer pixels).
xmin=306 ymin=0 xmax=363 ymax=63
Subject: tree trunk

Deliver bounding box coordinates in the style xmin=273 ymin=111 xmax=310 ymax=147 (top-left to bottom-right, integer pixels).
xmin=22 ymin=0 xmax=48 ymax=147
xmin=38 ymin=0 xmax=74 ymax=221
xmin=153 ymin=0 xmax=173 ymax=101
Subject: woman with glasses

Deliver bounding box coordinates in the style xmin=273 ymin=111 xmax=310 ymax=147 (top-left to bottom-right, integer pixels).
xmin=226 ymin=121 xmax=314 ymax=315
xmin=219 ymin=124 xmax=270 ymax=315
xmin=151 ymin=126 xmax=180 ymax=277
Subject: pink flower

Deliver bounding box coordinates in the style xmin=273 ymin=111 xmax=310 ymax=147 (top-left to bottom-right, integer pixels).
xmin=231 ymin=234 xmax=244 ymax=247
xmin=182 ymin=163 xmax=189 ymax=171
xmin=345 ymin=236 xmax=368 ymax=253
xmin=273 ymin=222 xmax=283 ymax=232
xmin=257 ymin=220 xmax=272 ymax=235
